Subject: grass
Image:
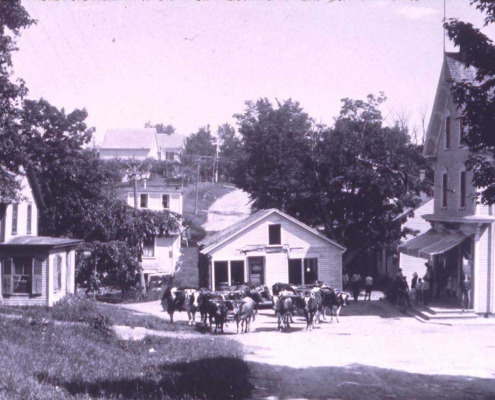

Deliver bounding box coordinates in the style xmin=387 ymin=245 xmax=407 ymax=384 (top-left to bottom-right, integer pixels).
xmin=0 ymin=300 xmax=250 ymax=400
xmin=182 ymin=182 xmax=235 ymax=243
xmin=0 ymin=294 xmax=195 ymax=333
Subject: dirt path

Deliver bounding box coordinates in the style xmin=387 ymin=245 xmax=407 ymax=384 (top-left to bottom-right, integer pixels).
xmin=117 ymin=299 xmax=495 ymax=400
xmin=202 ymin=188 xmax=252 ymax=232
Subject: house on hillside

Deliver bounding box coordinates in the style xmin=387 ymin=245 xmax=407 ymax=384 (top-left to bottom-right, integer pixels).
xmin=198 ymin=209 xmax=346 ymax=291
xmin=99 ymin=128 xmax=185 ymax=162
xmin=399 ymin=51 xmax=495 ymax=314
xmin=156 ymin=133 xmax=185 ymax=163
xmin=0 ymin=173 xmax=81 ymax=306
xmin=116 ymin=179 xmax=183 ymax=280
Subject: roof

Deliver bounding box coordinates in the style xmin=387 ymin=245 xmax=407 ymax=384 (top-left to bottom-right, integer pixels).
xmin=0 ymin=235 xmax=82 ymax=249
xmin=424 ymin=52 xmax=478 ymax=157
xmin=101 ymin=129 xmax=157 ymax=150
xmin=445 ymin=52 xmax=477 ymax=84
xmin=156 ymin=134 xmax=185 ymax=150
xmin=198 ymin=208 xmax=346 ymax=254
xmin=399 ymin=229 xmax=469 ymax=259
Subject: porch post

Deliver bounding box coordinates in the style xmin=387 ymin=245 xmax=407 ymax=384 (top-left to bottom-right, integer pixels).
xmin=227 ymin=260 xmax=231 ymax=287
xmin=211 ymin=259 xmax=215 ymax=291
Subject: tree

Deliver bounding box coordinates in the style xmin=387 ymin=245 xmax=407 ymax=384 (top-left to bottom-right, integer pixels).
xmin=184 ymin=125 xmax=216 ymax=181
xmin=217 ymin=123 xmax=243 ymax=182
xmin=234 ymin=98 xmax=313 ymax=212
xmin=144 ymin=121 xmax=176 ymax=135
xmin=444 ymin=2 xmax=495 ymax=203
xmin=76 ymin=241 xmax=139 ymax=298
xmin=0 ymin=1 xmax=34 ymax=198
xmin=234 ymin=96 xmax=430 ymax=259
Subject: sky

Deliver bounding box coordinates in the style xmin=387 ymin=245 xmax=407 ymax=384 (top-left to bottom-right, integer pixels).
xmin=11 ymin=0 xmax=495 ymax=145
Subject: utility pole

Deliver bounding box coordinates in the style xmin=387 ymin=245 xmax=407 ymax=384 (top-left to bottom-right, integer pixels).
xmin=195 ymin=161 xmax=200 ymax=215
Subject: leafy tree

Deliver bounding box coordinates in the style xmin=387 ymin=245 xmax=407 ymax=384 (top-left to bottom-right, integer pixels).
xmin=217 ymin=123 xmax=243 ymax=182
xmin=234 ymin=96 xmax=429 ymax=260
xmin=0 ymin=1 xmax=34 ymax=198
xmin=444 ymin=2 xmax=495 ymax=203
xmin=184 ymin=125 xmax=216 ymax=182
xmin=144 ymin=121 xmax=176 ymax=135
xmin=76 ymin=241 xmax=139 ymax=297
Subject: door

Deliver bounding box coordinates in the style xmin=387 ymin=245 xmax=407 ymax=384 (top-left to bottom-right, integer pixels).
xmin=248 ymin=257 xmax=265 ymax=286
xmin=288 ymin=259 xmax=302 ymax=285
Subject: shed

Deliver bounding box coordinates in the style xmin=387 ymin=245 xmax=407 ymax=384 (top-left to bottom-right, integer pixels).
xmin=198 ymin=209 xmax=345 ymax=290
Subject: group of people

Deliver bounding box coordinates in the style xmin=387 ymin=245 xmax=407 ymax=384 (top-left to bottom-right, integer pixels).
xmin=343 ymin=272 xmax=374 ymax=302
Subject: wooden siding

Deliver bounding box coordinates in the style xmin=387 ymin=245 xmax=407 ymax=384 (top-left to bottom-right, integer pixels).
xmin=2 ymin=176 xmax=38 ymax=243
xmin=127 ymin=191 xmax=182 ymax=214
xmin=207 ymin=213 xmax=343 ymax=290
xmin=433 ymin=94 xmax=477 ymax=217
xmin=142 ymin=235 xmax=180 ymax=275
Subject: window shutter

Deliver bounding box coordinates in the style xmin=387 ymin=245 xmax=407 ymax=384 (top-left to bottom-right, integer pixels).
xmin=32 ymin=258 xmax=43 ymax=295
xmin=2 ymin=258 xmax=13 ymax=295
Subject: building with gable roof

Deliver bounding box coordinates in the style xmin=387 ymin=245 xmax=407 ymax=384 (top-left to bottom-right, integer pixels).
xmin=98 ymin=128 xmax=184 ymax=162
xmin=198 ymin=209 xmax=345 ymax=291
xmin=0 ymin=173 xmax=81 ymax=306
xmin=399 ymin=51 xmax=495 ymax=314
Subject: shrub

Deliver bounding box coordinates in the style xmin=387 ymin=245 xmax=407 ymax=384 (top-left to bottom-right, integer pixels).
xmin=50 ymin=294 xmax=98 ymax=323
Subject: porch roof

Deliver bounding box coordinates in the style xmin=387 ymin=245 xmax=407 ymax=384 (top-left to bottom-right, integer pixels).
xmin=399 ymin=229 xmax=470 ymax=259
xmin=0 ymin=235 xmax=82 ymax=250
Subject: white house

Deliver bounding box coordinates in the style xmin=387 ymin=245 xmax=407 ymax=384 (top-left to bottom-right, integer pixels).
xmin=98 ymin=128 xmax=185 ymax=162
xmin=116 ymin=179 xmax=183 ymax=280
xmin=156 ymin=133 xmax=185 ymax=163
xmin=0 ymin=174 xmax=81 ymax=306
xmin=399 ymin=51 xmax=495 ymax=314
xmin=198 ymin=209 xmax=346 ymax=290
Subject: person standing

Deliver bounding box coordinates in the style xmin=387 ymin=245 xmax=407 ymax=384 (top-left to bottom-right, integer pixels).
xmin=461 ymin=274 xmax=472 ymax=311
xmin=364 ymin=275 xmax=373 ymax=301
xmin=351 ymin=272 xmax=362 ymax=302
xmin=343 ymin=273 xmax=349 ymax=292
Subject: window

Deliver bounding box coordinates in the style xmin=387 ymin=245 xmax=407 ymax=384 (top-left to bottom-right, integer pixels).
xmin=230 ymin=261 xmax=245 ymax=286
xmin=27 ymin=203 xmax=32 ymax=234
xmin=54 ymin=255 xmax=62 ymax=292
xmin=143 ymin=237 xmax=155 ymax=257
xmin=460 ymin=171 xmax=466 ymax=209
xmin=288 ymin=258 xmax=318 ymax=285
xmin=165 ymin=152 xmax=175 ymax=161
xmin=445 ymin=116 xmax=451 ymax=149
xmin=304 ymin=258 xmax=318 ymax=284
xmin=11 ymin=204 xmax=18 ymax=235
xmin=162 ymin=194 xmax=170 ymax=209
xmin=460 ymin=120 xmax=465 ymax=145
xmin=214 ymin=261 xmax=229 ymax=289
xmin=140 ymin=194 xmax=148 ymax=208
xmin=268 ymin=224 xmax=281 ymax=245
xmin=442 ymin=173 xmax=448 ymax=208
xmin=2 ymin=258 xmax=43 ymax=296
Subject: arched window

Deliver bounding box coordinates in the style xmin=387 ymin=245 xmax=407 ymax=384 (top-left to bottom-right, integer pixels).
xmin=445 ymin=112 xmax=451 ymax=150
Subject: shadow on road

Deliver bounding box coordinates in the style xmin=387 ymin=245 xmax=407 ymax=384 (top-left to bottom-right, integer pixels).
xmin=248 ymin=362 xmax=495 ymax=400
xmin=42 ymin=357 xmax=253 ymax=400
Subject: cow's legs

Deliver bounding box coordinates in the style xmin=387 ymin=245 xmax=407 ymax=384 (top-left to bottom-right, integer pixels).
xmin=169 ymin=309 xmax=174 ymax=324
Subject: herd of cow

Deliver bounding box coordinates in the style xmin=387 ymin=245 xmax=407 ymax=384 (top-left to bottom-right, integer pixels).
xmin=161 ymin=283 xmax=350 ymax=334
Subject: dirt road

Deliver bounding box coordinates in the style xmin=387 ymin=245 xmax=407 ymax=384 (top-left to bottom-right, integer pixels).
xmin=202 ymin=188 xmax=252 ymax=232
xmin=120 ymin=299 xmax=495 ymax=400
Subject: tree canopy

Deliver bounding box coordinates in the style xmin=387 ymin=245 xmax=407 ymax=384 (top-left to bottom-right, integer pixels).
xmin=444 ymin=1 xmax=495 ymax=203
xmin=234 ymin=96 xmax=430 ymax=255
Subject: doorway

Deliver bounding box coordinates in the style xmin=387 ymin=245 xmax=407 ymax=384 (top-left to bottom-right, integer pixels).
xmin=248 ymin=257 xmax=265 ymax=286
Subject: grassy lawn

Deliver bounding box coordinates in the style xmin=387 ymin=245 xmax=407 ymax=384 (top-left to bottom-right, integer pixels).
xmin=0 ymin=299 xmax=250 ymax=400
xmin=0 ymin=295 xmax=194 ymax=333
xmin=182 ymin=182 xmax=235 ymax=242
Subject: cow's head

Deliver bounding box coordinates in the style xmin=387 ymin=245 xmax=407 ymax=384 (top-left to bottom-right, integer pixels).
xmin=340 ymin=292 xmax=350 ymax=306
